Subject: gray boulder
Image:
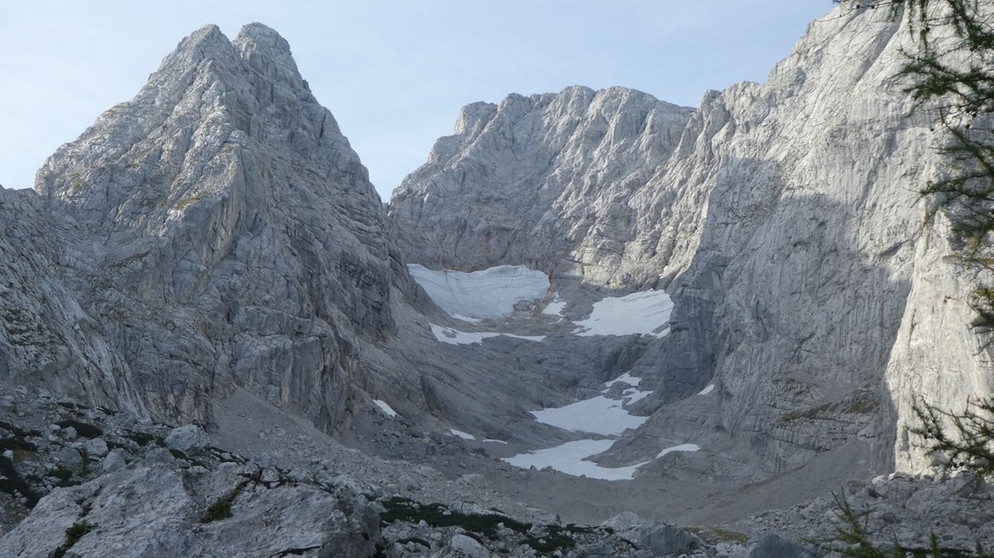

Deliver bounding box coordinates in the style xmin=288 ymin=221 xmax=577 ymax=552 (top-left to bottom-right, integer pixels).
xmin=748 ymin=534 xmax=815 ymax=558
xmin=165 ymin=425 xmax=209 ymax=453
xmin=83 ymin=437 xmax=109 ymax=458
xmin=101 ymin=449 xmax=128 ymax=473
xmin=449 ymin=533 xmax=490 ymax=558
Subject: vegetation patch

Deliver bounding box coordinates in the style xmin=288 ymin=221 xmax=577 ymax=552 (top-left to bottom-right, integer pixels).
xmin=0 ymin=420 xmax=41 ymax=440
xmin=844 ymin=392 xmax=878 ymax=415
xmin=201 ymin=481 xmax=247 ymax=523
xmin=49 ymin=466 xmax=75 ymax=487
xmin=688 ymin=526 xmax=750 ymax=545
xmin=524 ymin=524 xmax=590 ymax=554
xmin=380 ymin=497 xmax=599 ymax=554
xmin=52 ymin=520 xmax=96 ymax=558
xmin=174 ymin=192 xmax=206 ymax=211
xmin=380 ymin=496 xmax=529 ymax=540
xmin=780 ymin=402 xmax=833 ymax=423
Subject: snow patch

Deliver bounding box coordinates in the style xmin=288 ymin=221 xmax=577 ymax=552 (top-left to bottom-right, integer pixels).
xmin=450 ymin=429 xmax=474 ymax=440
xmin=656 ymin=443 xmax=700 ymax=459
xmin=408 ymin=264 xmax=550 ymax=320
xmin=604 ymin=371 xmax=642 ymax=388
xmin=430 ymin=324 xmax=500 ymax=345
xmin=502 ymin=440 xmax=649 ymax=481
xmin=698 ymin=384 xmax=715 ymax=396
xmin=575 ymin=290 xmax=673 ymax=338
xmin=429 ymin=324 xmax=544 ymax=345
xmin=531 ymin=396 xmax=647 ymax=436
xmin=542 ymin=295 xmax=567 ymax=316
xmin=503 ymin=333 xmax=546 ymax=342
xmin=373 ymin=400 xmax=397 ymax=418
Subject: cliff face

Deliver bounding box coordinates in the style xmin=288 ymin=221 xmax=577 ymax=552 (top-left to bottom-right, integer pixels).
xmin=2 ymin=4 xmax=987 ymax=487
xmin=388 ymin=86 xmax=694 ymax=286
xmin=389 ymin=5 xmax=990 ymax=476
xmin=18 ymin=23 xmax=417 ymax=430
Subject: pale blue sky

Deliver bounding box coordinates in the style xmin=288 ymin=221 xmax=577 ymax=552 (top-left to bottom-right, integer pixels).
xmin=1 ymin=1 xmax=834 ymax=200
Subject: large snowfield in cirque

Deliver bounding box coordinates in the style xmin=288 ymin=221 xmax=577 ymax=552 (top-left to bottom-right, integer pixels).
xmin=408 ymin=264 xmax=697 ymax=480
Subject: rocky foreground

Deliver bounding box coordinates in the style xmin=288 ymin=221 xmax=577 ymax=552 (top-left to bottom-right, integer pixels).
xmin=2 ymin=385 xmax=993 ymax=557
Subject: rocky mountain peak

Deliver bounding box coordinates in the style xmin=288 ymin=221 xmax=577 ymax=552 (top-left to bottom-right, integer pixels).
xmin=233 ymin=23 xmax=307 ymax=90
xmin=156 ymin=24 xmax=235 ymax=72
xmin=5 ymin=6 xmax=994 ymax=556
xmin=18 ymin=23 xmax=403 ymax=429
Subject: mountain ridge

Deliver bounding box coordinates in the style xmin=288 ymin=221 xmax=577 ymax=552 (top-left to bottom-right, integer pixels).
xmin=388 ymin=4 xmax=983 ymax=479
xmin=1 ymin=6 xmax=993 ymax=556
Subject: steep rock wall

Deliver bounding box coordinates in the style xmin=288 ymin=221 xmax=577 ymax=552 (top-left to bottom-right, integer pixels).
xmin=389 ymin=86 xmax=694 ymax=286
xmin=390 ymin=5 xmax=991 ymax=477
xmin=31 ymin=24 xmax=416 ymax=428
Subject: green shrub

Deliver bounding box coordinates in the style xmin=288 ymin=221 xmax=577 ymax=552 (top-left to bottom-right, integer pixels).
xmin=52 ymin=521 xmax=96 ymax=558
xmin=201 ymin=482 xmax=246 ymax=523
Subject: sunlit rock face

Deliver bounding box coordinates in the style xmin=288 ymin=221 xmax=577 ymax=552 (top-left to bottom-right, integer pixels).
xmin=389 ymin=85 xmax=695 ymax=287
xmin=2 ymin=1 xmax=988 ymax=501
xmin=29 ymin=23 xmax=415 ymax=428
xmin=389 ymin=6 xmax=991 ymax=478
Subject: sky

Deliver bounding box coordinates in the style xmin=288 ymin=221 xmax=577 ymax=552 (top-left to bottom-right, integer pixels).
xmin=0 ymin=1 xmax=835 ymax=201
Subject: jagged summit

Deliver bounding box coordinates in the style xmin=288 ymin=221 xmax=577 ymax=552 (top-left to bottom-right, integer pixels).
xmin=18 ymin=23 xmax=410 ymax=429
xmin=4 ymin=7 xmax=994 ymax=556
xmin=38 ymin=23 xmax=366 ymax=223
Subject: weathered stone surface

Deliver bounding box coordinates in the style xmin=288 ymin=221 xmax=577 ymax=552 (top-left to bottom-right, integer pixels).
xmin=449 ymin=533 xmax=490 ymax=558
xmin=101 ymin=449 xmax=127 ymax=473
xmin=3 ymin=4 xmax=994 ymax=556
xmin=388 ymin=5 xmax=992 ymax=479
xmin=748 ymin=534 xmax=815 ymax=558
xmin=389 ymin=86 xmax=694 ymax=287
xmin=20 ymin=23 xmax=424 ymax=431
xmin=0 ymin=462 xmax=382 ymax=558
xmin=165 ymin=424 xmax=209 ymax=453
xmin=82 ymin=437 xmax=109 ymax=458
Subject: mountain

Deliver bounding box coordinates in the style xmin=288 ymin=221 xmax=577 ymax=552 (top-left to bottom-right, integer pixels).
xmin=2 ymin=5 xmax=993 ymax=556
xmin=389 ymin=6 xmax=989 ymax=479
xmin=389 ymin=86 xmax=694 ymax=285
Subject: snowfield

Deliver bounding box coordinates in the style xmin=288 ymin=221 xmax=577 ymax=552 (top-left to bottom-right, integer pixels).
xmin=410 ymin=264 xmax=694 ymax=480
xmin=531 ymin=395 xmax=649 ymax=436
xmin=409 ymin=264 xmax=674 ymax=340
xmin=429 ymin=324 xmax=545 ymax=345
xmin=574 ymin=290 xmax=673 ymax=337
xmin=407 ymin=264 xmax=550 ymax=319
xmin=450 ymin=429 xmax=474 ymax=440
xmin=504 ymin=370 xmax=676 ymax=481
xmin=657 ymin=443 xmax=699 ymax=459
xmin=503 ymin=440 xmax=649 ymax=481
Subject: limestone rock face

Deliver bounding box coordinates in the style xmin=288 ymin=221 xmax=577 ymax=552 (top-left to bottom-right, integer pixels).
xmin=0 ymin=188 xmax=144 ymax=413
xmin=0 ymin=462 xmax=382 ymax=558
xmin=29 ymin=23 xmax=415 ymax=428
xmin=389 ymin=6 xmax=991 ymax=476
xmin=389 ymin=86 xmax=694 ymax=286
